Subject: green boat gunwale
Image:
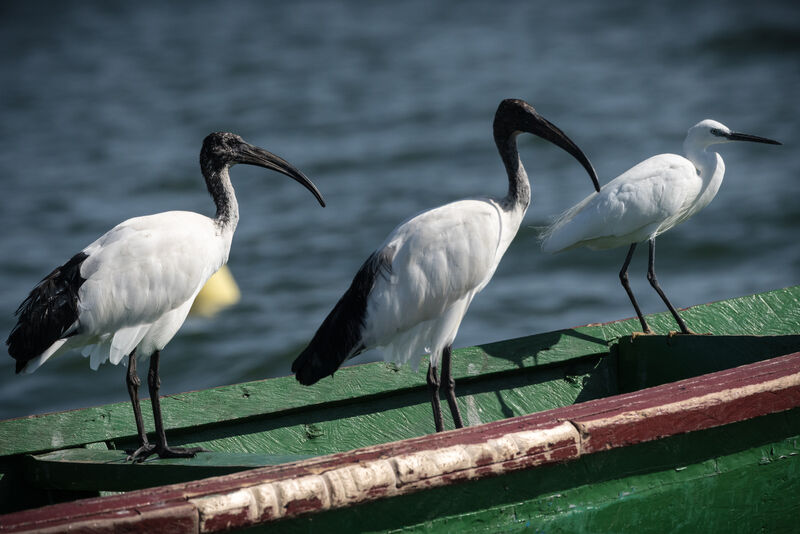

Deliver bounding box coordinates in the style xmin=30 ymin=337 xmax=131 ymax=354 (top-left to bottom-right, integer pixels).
xmin=0 ymin=285 xmax=799 ymax=532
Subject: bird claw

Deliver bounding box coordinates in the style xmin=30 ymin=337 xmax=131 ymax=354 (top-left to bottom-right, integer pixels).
xmin=126 ymin=443 xmax=207 ymax=462
xmin=631 ymin=330 xmax=655 ymax=339
xmin=669 ymin=328 xmax=714 ymax=337
xmin=126 ymin=443 xmax=157 ymax=463
xmin=668 ymin=329 xmax=701 ymax=337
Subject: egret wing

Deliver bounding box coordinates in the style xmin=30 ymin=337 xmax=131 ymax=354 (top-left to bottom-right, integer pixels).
xmin=543 ymin=154 xmax=700 ymax=251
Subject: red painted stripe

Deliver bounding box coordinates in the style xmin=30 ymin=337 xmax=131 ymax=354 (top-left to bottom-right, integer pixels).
xmin=1 ymin=501 xmax=197 ymax=534
xmin=2 ymin=351 xmax=799 ymax=533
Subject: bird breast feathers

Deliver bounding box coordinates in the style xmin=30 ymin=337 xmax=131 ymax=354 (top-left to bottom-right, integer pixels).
xmin=76 ymin=212 xmax=227 ymax=333
xmin=368 ymin=200 xmax=503 ymax=329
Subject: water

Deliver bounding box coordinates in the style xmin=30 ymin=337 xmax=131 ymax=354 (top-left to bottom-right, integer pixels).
xmin=1 ymin=0 xmax=798 ymax=419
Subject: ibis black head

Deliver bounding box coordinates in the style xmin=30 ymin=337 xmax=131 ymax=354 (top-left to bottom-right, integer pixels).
xmin=494 ymin=99 xmax=600 ymax=192
xmin=201 ymin=132 xmax=325 ymax=207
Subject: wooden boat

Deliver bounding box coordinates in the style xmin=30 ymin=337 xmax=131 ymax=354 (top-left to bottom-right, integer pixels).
xmin=1 ymin=286 xmax=799 ymax=533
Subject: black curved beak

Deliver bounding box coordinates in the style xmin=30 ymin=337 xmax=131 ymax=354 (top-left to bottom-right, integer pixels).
xmin=525 ymin=112 xmax=601 ymax=193
xmin=724 ymin=131 xmax=781 ymax=146
xmin=237 ymin=143 xmax=326 ymax=207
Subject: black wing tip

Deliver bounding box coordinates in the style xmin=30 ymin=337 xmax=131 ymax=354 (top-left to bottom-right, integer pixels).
xmin=6 ymin=251 xmax=87 ymax=368
xmin=291 ymin=350 xmax=333 ymax=386
xmin=291 ymin=250 xmax=388 ymax=388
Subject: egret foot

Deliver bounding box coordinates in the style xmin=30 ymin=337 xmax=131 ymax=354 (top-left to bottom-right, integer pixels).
xmin=669 ymin=329 xmax=691 ymax=337
xmin=631 ymin=330 xmax=655 ymax=340
xmin=668 ymin=329 xmax=711 ymax=337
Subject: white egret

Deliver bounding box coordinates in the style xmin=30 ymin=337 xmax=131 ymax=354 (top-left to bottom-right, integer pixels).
xmin=292 ymin=99 xmax=599 ymax=432
xmin=542 ymin=119 xmax=780 ymax=334
xmin=7 ymin=132 xmax=325 ymax=461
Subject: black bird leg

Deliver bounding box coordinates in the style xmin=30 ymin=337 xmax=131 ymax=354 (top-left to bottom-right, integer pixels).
xmin=128 ymin=351 xmax=206 ymax=462
xmin=647 ymin=237 xmax=692 ymax=334
xmin=124 ymin=349 xmax=153 ymax=460
xmin=619 ymin=243 xmax=652 ymax=333
xmin=440 ymin=345 xmax=464 ymax=429
xmin=146 ymin=351 xmax=207 ymax=459
xmin=426 ymin=361 xmax=444 ymax=432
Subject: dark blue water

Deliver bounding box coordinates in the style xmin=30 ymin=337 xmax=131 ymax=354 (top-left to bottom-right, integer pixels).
xmin=1 ymin=1 xmax=798 ymax=419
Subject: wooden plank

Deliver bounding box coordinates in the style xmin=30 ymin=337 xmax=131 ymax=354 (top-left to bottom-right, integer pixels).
xmin=25 ymin=450 xmax=312 ymax=492
xmin=3 ymin=285 xmax=798 ymax=460
xmin=266 ymin=422 xmax=800 ymax=534
xmin=0 ymin=500 xmax=198 ymax=534
xmin=598 ymin=284 xmax=800 ymax=339
xmin=3 ymin=351 xmax=798 ymax=533
xmin=372 ymin=428 xmax=800 ymax=534
xmin=0 ymin=327 xmax=608 ymax=459
xmin=617 ymin=333 xmax=800 ymax=392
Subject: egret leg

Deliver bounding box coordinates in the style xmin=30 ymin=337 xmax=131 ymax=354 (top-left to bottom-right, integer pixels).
xmin=426 ymin=361 xmax=444 ymax=433
xmin=124 ymin=350 xmax=155 ymax=461
xmin=131 ymin=351 xmax=206 ymax=461
xmin=646 ymin=238 xmax=692 ymax=334
xmin=619 ymin=243 xmax=652 ymax=333
xmin=440 ymin=346 xmax=464 ymax=429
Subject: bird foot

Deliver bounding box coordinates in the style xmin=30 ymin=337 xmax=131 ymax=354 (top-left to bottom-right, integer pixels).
xmin=154 ymin=445 xmax=208 ymax=459
xmin=669 ymin=328 xmax=714 ymax=337
xmin=631 ymin=330 xmax=655 ymax=339
xmin=126 ymin=443 xmax=157 ymax=462
xmin=126 ymin=443 xmax=207 ymax=463
xmin=668 ymin=329 xmax=705 ymax=337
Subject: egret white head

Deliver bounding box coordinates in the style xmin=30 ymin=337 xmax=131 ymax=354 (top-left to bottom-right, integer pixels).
xmin=686 ymin=119 xmax=781 ymax=151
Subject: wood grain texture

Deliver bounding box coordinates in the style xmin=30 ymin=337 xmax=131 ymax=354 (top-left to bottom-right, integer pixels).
xmin=3 ymin=351 xmax=799 ymax=533
xmin=3 ymin=285 xmax=797 ymax=461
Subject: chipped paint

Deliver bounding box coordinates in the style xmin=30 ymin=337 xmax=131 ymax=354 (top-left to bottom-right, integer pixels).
xmin=465 ymin=395 xmax=481 ymax=427
xmin=5 ymin=351 xmax=800 ymax=533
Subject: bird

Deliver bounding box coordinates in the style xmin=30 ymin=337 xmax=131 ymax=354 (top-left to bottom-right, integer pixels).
xmin=292 ymin=99 xmax=600 ymax=432
xmin=6 ymin=132 xmax=325 ymax=461
xmin=541 ymin=119 xmax=781 ymax=334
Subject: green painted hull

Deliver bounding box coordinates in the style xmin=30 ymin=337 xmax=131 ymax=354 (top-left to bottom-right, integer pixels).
xmin=257 ymin=412 xmax=800 ymax=534
xmin=1 ymin=286 xmax=799 ymax=532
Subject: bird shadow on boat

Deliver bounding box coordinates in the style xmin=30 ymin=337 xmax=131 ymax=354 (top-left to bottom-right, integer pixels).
xmin=475 ymin=327 xmax=607 ymax=371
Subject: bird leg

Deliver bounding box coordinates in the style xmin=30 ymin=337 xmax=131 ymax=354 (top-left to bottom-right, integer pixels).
xmin=426 ymin=361 xmax=444 ymax=432
xmin=129 ymin=351 xmax=206 ymax=462
xmin=124 ymin=350 xmax=153 ymax=460
xmin=440 ymin=346 xmax=464 ymax=429
xmin=619 ymin=243 xmax=652 ymax=334
xmin=647 ymin=238 xmax=692 ymax=334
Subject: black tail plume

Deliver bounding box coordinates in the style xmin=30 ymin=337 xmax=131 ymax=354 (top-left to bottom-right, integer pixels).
xmin=7 ymin=252 xmax=87 ymax=373
xmin=292 ymin=249 xmax=390 ymax=385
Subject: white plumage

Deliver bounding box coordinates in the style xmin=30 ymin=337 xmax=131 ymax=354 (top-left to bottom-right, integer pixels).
xmin=293 ymin=99 xmax=599 ymax=432
xmin=7 ymin=132 xmax=325 ymax=461
xmin=542 ymin=119 xmax=780 ymax=333
xmin=362 ymin=198 xmax=520 ymax=369
xmin=24 ymin=212 xmax=226 ymax=373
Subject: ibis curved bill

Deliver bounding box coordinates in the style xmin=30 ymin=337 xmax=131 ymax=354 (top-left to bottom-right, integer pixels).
xmin=292 ymin=99 xmax=598 ymax=432
xmin=6 ymin=132 xmax=325 ymax=461
xmin=542 ymin=119 xmax=780 ymax=334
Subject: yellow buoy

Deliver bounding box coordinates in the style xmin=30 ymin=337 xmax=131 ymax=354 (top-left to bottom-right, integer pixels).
xmin=190 ymin=265 xmax=241 ymax=318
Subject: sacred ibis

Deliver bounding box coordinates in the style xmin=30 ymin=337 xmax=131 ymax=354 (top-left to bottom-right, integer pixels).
xmin=542 ymin=119 xmax=780 ymax=334
xmin=6 ymin=132 xmax=325 ymax=461
xmin=292 ymin=99 xmax=599 ymax=432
